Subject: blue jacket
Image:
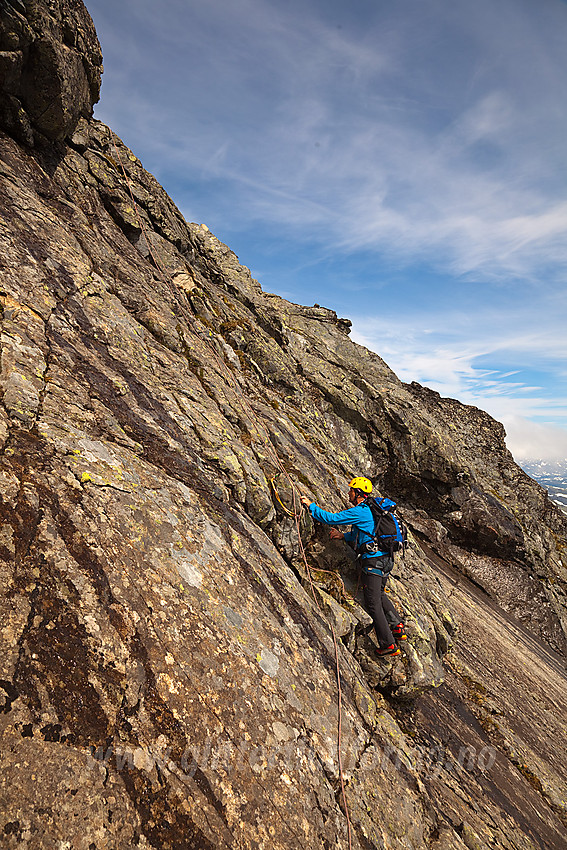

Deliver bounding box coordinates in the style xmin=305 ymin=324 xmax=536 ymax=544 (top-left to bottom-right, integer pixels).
xmin=308 ymin=501 xmax=389 ymax=562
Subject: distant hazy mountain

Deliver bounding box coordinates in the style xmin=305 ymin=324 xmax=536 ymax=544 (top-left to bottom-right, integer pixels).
xmin=521 ymin=459 xmax=567 ymax=513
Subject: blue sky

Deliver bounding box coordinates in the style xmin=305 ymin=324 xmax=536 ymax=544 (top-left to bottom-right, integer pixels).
xmin=86 ymin=0 xmax=567 ymax=461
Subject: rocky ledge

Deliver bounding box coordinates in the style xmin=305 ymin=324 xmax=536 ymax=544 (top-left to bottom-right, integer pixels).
xmin=0 ymin=2 xmax=565 ymax=848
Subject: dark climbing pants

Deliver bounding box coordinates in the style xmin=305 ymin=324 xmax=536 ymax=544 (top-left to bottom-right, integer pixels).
xmin=362 ymin=560 xmax=402 ymax=649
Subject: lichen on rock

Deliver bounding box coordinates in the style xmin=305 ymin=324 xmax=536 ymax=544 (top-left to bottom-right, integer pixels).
xmin=0 ymin=3 xmax=566 ymax=848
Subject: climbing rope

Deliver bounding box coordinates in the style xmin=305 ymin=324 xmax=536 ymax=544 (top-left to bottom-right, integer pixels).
xmin=268 ymin=475 xmax=296 ymax=517
xmin=106 ymin=128 xmax=354 ymax=849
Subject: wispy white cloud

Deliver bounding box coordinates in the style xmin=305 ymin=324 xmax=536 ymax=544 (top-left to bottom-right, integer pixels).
xmin=92 ymin=0 xmax=567 ymax=283
xmin=500 ymin=417 xmax=567 ymax=461
xmin=88 ymin=0 xmax=567 ymax=459
xmin=350 ymin=309 xmax=567 ymax=461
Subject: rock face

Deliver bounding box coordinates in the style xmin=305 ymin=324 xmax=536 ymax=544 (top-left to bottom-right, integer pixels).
xmin=0 ymin=0 xmax=102 ymax=145
xmin=1 ymin=3 xmax=566 ymax=848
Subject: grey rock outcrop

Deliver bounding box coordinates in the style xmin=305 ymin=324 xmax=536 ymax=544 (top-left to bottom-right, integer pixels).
xmin=1 ymin=3 xmax=566 ymax=848
xmin=0 ymin=0 xmax=102 ymax=145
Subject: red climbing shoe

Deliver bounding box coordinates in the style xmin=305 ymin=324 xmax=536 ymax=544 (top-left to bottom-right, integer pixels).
xmin=391 ymin=623 xmax=407 ymax=642
xmin=375 ymin=643 xmax=401 ymax=657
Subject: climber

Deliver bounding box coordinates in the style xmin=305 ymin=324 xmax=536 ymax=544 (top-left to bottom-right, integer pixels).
xmin=300 ymin=477 xmax=406 ymax=657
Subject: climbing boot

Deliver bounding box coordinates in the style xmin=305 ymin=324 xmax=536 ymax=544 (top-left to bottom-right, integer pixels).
xmin=391 ymin=623 xmax=407 ymax=642
xmin=375 ymin=643 xmax=401 ymax=657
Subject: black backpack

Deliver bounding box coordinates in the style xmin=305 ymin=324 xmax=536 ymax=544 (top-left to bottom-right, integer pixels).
xmin=363 ymin=496 xmax=407 ymax=558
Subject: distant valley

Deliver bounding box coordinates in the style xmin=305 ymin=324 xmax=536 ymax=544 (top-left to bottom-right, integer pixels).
xmin=521 ymin=459 xmax=567 ymax=513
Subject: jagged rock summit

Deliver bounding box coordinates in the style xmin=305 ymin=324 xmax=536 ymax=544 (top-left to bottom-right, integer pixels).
xmin=0 ymin=0 xmax=101 ymax=145
xmin=1 ymin=2 xmax=566 ymax=848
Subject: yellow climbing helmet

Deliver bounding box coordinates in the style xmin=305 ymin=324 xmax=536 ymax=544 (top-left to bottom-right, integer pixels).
xmin=349 ymin=476 xmax=373 ymax=494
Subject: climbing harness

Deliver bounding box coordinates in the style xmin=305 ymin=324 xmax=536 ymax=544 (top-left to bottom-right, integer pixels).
xmin=107 ymin=129 xmax=354 ymax=849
